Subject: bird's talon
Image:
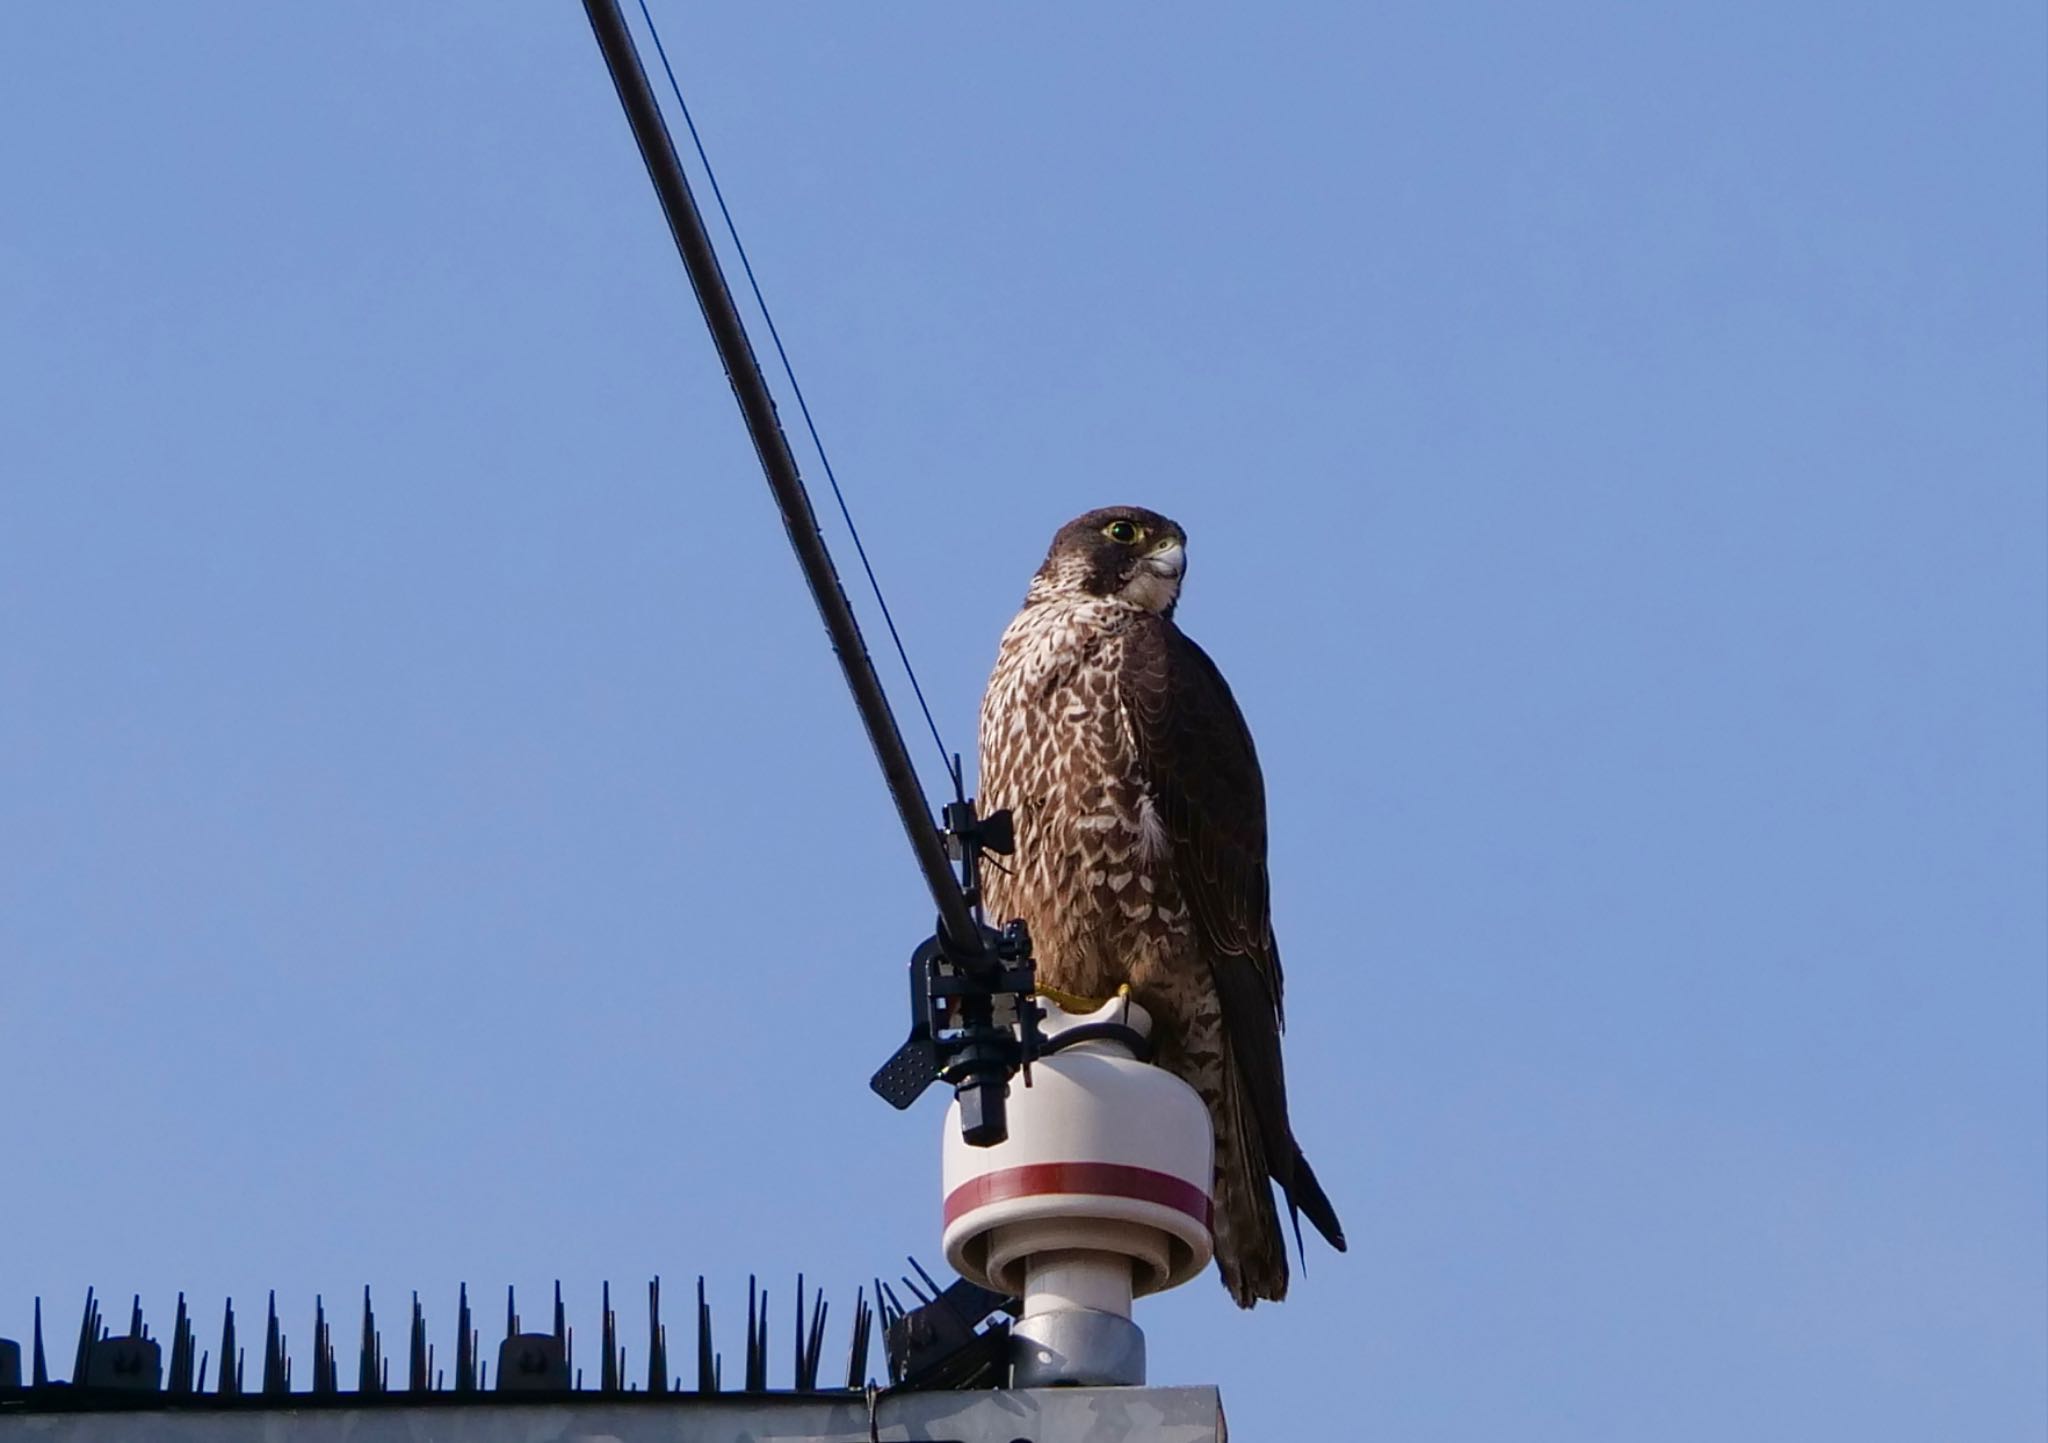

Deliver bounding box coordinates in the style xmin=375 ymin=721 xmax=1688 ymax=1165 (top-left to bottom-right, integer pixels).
xmin=1035 ymin=983 xmax=1111 ymax=1014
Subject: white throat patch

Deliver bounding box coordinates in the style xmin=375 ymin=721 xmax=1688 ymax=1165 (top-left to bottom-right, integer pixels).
xmin=1122 ymin=541 xmax=1185 ymax=614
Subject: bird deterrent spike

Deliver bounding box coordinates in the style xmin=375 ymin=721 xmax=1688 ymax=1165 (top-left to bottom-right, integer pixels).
xmin=315 ymin=1294 xmax=338 ymax=1396
xmin=454 ymin=1283 xmax=474 ymax=1393
xmin=792 ymin=1274 xmax=806 ymax=1389
xmin=844 ymin=1286 xmax=872 ymax=1390
xmin=359 ymin=1286 xmax=380 ymax=1395
xmin=600 ymin=1282 xmax=618 ymax=1395
xmin=218 ymin=1298 xmax=239 ymax=1397
xmin=744 ymin=1279 xmax=757 ymax=1392
xmin=261 ymin=1292 xmax=285 ymax=1396
xmin=695 ymin=1276 xmax=714 ymax=1394
xmin=646 ymin=1278 xmax=667 ymax=1395
xmin=745 ymin=1277 xmax=767 ymax=1393
xmin=799 ymin=1277 xmax=829 ymax=1392
xmin=170 ymin=1293 xmax=193 ymax=1394
xmin=72 ymin=1287 xmax=97 ymax=1386
xmin=408 ymin=1293 xmax=427 ymax=1393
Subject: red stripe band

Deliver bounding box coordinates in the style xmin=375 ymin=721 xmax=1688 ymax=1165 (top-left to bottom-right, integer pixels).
xmin=944 ymin=1161 xmax=1211 ymax=1229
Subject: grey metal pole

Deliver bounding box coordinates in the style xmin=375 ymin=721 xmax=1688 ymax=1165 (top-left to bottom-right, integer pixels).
xmin=580 ymin=0 xmax=981 ymax=954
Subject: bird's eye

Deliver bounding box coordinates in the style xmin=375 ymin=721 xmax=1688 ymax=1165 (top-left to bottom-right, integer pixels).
xmin=1103 ymin=520 xmax=1145 ymax=544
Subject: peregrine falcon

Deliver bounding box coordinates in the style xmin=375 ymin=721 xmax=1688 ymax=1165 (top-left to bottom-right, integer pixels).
xmin=978 ymin=506 xmax=1345 ymax=1307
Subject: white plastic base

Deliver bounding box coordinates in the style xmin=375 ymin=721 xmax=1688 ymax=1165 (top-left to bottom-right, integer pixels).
xmin=1022 ymin=1249 xmax=1135 ymax=1319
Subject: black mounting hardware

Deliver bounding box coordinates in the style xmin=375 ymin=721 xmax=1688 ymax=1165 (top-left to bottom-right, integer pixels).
xmin=1039 ymin=1020 xmax=1155 ymax=1063
xmin=881 ymin=1258 xmax=1015 ymax=1390
xmin=867 ymin=921 xmax=1038 ymax=1145
xmin=495 ymin=1284 xmax=570 ymax=1393
xmin=870 ymin=794 xmax=1043 ymax=1147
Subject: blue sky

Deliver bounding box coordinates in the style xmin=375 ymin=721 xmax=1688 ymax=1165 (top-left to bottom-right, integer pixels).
xmin=1 ymin=4 xmax=2042 ymax=1438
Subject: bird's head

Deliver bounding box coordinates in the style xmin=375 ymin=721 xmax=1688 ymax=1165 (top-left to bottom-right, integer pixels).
xmin=1030 ymin=506 xmax=1188 ymax=616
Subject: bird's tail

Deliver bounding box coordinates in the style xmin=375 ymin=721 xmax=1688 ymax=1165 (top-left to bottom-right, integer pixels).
xmin=1284 ymin=1144 xmax=1347 ymax=1255
xmin=1211 ymin=1048 xmax=1290 ymax=1307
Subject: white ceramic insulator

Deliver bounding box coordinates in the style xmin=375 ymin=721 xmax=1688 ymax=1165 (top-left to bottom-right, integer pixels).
xmin=941 ymin=994 xmax=1215 ymax=1300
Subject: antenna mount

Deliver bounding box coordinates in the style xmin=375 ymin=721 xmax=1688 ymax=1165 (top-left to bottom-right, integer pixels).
xmin=870 ymin=798 xmax=1040 ymax=1146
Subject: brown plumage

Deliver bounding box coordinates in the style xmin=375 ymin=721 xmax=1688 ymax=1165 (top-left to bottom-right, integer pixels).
xmin=977 ymin=506 xmax=1345 ymax=1307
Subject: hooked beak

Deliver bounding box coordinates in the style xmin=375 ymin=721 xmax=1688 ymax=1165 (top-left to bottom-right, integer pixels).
xmin=1141 ymin=539 xmax=1185 ymax=580
xmin=1123 ymin=537 xmax=1186 ymax=615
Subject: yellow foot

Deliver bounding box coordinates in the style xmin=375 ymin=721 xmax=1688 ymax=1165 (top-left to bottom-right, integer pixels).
xmin=1034 ymin=981 xmax=1133 ymax=1014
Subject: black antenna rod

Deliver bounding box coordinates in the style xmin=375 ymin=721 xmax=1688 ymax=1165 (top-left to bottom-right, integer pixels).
xmin=581 ymin=0 xmax=979 ymax=953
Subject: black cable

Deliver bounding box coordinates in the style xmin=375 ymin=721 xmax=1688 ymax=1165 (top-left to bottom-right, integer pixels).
xmin=581 ymin=0 xmax=980 ymax=952
xmin=634 ymin=0 xmax=955 ymax=785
